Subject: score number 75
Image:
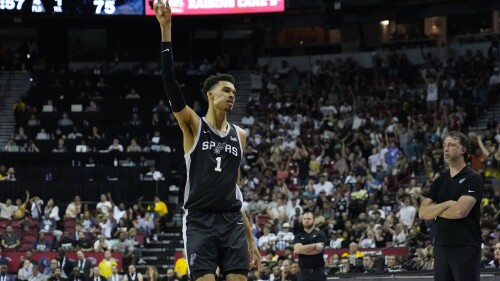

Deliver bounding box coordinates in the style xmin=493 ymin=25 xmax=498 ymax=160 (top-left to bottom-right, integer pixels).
xmin=93 ymin=0 xmax=115 ymax=14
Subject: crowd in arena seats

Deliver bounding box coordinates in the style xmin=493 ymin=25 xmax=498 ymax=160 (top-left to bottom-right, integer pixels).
xmin=238 ymin=43 xmax=500 ymax=278
xmin=0 ymin=190 xmax=180 ymax=279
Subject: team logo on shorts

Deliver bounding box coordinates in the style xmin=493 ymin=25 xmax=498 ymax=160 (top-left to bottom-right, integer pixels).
xmin=190 ymin=253 xmax=197 ymax=266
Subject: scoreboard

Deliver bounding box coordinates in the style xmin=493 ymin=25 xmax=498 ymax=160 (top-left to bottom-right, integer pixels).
xmin=0 ymin=0 xmax=285 ymax=15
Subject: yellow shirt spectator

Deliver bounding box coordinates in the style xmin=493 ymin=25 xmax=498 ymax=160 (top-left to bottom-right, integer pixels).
xmin=174 ymin=256 xmax=188 ymax=278
xmin=148 ymin=196 xmax=168 ymax=216
xmin=99 ymin=258 xmax=117 ymax=278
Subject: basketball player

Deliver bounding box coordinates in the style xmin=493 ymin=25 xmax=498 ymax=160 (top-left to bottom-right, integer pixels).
xmin=153 ymin=1 xmax=260 ymax=281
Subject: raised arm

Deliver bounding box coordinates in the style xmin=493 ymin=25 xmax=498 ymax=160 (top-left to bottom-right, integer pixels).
xmin=154 ymin=0 xmax=199 ymax=152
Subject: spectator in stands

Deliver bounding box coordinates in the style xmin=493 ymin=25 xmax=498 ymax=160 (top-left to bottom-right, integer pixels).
xmin=113 ymin=231 xmax=146 ymax=266
xmin=107 ymin=139 xmax=124 ymax=153
xmin=277 ymin=259 xmax=297 ymax=281
xmin=44 ymin=198 xmax=61 ymax=222
xmin=1 ymin=225 xmax=20 ymax=250
xmin=14 ymin=127 xmax=28 ymax=141
xmin=75 ymin=251 xmax=92 ymax=280
xmin=96 ymin=194 xmax=113 ymax=217
xmin=88 ymin=127 xmax=104 ymax=140
xmin=341 ymin=242 xmax=364 ymax=267
xmin=36 ymin=129 xmax=51 ymax=140
xmin=384 ymin=255 xmax=404 ymax=273
xmin=385 ymin=221 xmax=408 ymax=247
xmin=137 ymin=212 xmax=154 ymax=242
xmin=86 ymin=101 xmax=100 ymax=112
xmin=40 ymin=213 xmax=63 ymax=241
xmin=0 ymin=265 xmax=14 ymax=281
xmin=3 ymin=139 xmax=20 ymax=152
xmin=152 ymin=100 xmax=169 ymax=113
xmin=106 ymin=265 xmax=122 ymax=281
xmin=0 ymin=248 xmax=11 ymax=265
xmin=125 ymin=89 xmax=141 ymax=99
xmin=123 ymin=265 xmax=142 ymax=281
xmin=68 ymin=127 xmax=84 ymax=140
xmin=68 ymin=267 xmax=83 ymax=281
xmin=98 ymin=251 xmax=117 ymax=279
xmin=17 ymin=260 xmax=33 ymax=281
xmin=126 ymin=139 xmax=142 ymax=153
xmin=26 ymin=110 xmax=41 ymax=126
xmin=90 ymin=266 xmax=106 ymax=281
xmin=29 ymin=265 xmax=46 ymax=281
xmin=396 ymin=196 xmax=417 ymax=229
xmin=65 ymin=196 xmax=82 ymax=219
xmin=21 ymin=141 xmax=40 ymax=152
xmin=33 ymin=232 xmax=52 ymax=252
xmin=164 ymin=269 xmax=178 ymax=281
xmin=18 ymin=251 xmax=37 ymax=269
xmin=143 ymin=266 xmax=159 ymax=281
xmin=43 ymin=259 xmax=58 ymax=276
xmin=75 ymin=232 xmax=93 ymax=252
xmin=359 ymin=229 xmax=377 ymax=248
xmin=0 ymin=199 xmax=17 ymax=219
xmin=48 ymin=267 xmax=66 ymax=281
xmin=360 ymin=255 xmax=379 ymax=274
xmin=55 ymin=231 xmax=76 ymax=252
xmin=58 ymin=113 xmax=74 ymax=127
xmin=128 ymin=114 xmax=142 ymax=126
xmin=337 ymin=258 xmax=352 ymax=274
xmin=276 ymin=223 xmax=294 ymax=250
xmin=94 ymin=235 xmax=111 ymax=253
xmin=52 ymin=139 xmax=68 ymax=153
xmin=173 ymin=252 xmax=187 ymax=280
xmin=486 ymin=242 xmax=500 ymax=268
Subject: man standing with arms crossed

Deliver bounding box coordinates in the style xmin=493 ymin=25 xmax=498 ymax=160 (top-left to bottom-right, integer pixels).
xmin=153 ymin=1 xmax=260 ymax=281
xmin=293 ymin=212 xmax=326 ymax=281
xmin=419 ymin=131 xmax=483 ymax=281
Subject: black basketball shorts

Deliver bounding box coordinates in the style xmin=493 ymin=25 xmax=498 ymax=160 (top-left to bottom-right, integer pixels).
xmin=183 ymin=209 xmax=249 ymax=279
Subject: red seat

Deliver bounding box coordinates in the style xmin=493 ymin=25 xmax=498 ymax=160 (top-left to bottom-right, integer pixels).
xmin=255 ymin=214 xmax=271 ymax=229
xmin=19 ymin=241 xmax=33 ymax=252
xmin=43 ymin=233 xmax=55 ymax=244
xmin=63 ymin=218 xmax=76 ymax=229
xmin=135 ymin=232 xmax=145 ymax=247
xmin=10 ymin=219 xmax=21 ymax=228
xmin=22 ymin=233 xmax=38 ymax=243
xmin=29 ymin=217 xmax=39 ymax=229
xmin=0 ymin=218 xmax=8 ymax=228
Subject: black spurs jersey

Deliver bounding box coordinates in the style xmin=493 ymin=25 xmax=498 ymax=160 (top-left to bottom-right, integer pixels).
xmin=183 ymin=117 xmax=243 ymax=212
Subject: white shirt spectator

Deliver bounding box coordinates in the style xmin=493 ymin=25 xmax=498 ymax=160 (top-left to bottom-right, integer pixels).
xmin=241 ymin=115 xmax=255 ymax=127
xmin=313 ymin=179 xmax=334 ymax=195
xmin=113 ymin=205 xmax=127 ymax=222
xmin=96 ymin=201 xmax=112 ymax=216
xmin=0 ymin=202 xmax=17 ymax=219
xmin=397 ymin=204 xmax=417 ymax=228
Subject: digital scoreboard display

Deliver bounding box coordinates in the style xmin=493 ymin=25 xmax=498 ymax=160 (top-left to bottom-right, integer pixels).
xmin=0 ymin=0 xmax=145 ymax=15
xmin=0 ymin=0 xmax=284 ymax=15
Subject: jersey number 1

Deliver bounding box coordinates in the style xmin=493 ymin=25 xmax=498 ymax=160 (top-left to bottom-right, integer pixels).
xmin=215 ymin=156 xmax=222 ymax=172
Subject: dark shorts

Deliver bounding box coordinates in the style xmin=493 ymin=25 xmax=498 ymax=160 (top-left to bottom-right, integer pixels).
xmin=183 ymin=209 xmax=248 ymax=280
xmin=434 ymin=245 xmax=480 ymax=281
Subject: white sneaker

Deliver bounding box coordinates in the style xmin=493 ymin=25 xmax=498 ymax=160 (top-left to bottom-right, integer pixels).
xmin=138 ymin=259 xmax=146 ymax=264
xmin=146 ymin=238 xmax=151 ymax=244
xmin=153 ymin=234 xmax=158 ymax=241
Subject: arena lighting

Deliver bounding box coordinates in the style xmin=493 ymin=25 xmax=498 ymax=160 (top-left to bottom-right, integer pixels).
xmin=380 ymin=20 xmax=390 ymax=26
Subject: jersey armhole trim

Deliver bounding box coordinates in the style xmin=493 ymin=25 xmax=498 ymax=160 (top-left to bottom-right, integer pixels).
xmin=233 ymin=124 xmax=244 ymax=155
xmin=184 ymin=117 xmax=202 ymax=157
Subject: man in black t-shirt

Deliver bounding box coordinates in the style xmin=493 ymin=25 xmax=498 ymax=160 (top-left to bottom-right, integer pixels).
xmin=293 ymin=212 xmax=326 ymax=281
xmin=419 ymin=131 xmax=483 ymax=281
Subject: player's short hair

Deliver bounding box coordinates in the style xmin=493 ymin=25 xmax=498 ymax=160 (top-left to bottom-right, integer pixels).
xmin=443 ymin=131 xmax=471 ymax=159
xmin=201 ymin=73 xmax=235 ymax=101
xmin=303 ymin=211 xmax=315 ymax=219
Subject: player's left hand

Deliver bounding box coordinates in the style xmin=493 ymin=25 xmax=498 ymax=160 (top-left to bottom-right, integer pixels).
xmin=249 ymin=245 xmax=261 ymax=271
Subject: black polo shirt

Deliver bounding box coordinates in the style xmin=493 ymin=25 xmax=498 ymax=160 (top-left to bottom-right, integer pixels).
xmin=293 ymin=229 xmax=326 ymax=269
xmin=425 ymin=166 xmax=483 ymax=247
